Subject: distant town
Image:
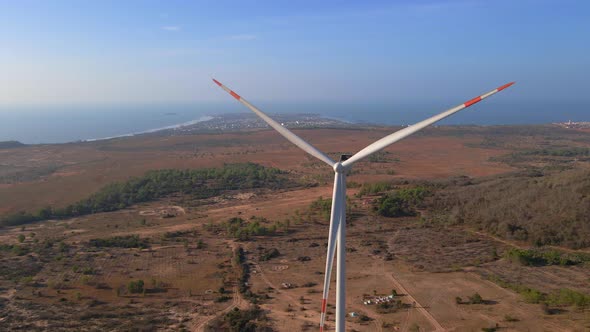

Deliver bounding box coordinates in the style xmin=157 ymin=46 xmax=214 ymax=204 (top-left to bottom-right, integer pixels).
xmin=150 ymin=113 xmax=353 ymax=136
xmin=553 ymin=120 xmax=590 ymax=129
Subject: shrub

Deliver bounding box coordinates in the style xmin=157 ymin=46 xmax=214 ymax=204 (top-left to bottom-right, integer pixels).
xmin=504 ymin=248 xmax=586 ymax=266
xmin=547 ymin=288 xmax=590 ymax=308
xmin=89 ymin=235 xmax=149 ymax=249
xmin=11 ymin=245 xmax=29 ymax=256
xmin=259 ymin=248 xmax=280 ymax=261
xmin=215 ymin=295 xmax=232 ymax=303
xmin=359 ymin=314 xmax=371 ymax=322
xmin=521 ymin=288 xmax=543 ymax=304
xmin=310 ymin=197 xmax=332 ymax=221
xmin=504 ymin=314 xmax=519 ymax=322
xmin=469 ymin=293 xmax=483 ymax=304
xmin=358 ymin=182 xmax=392 ymax=197
xmin=375 ymin=187 xmax=430 ymax=217
xmin=80 ymin=276 xmax=91 ymax=285
xmin=127 ymin=280 xmax=144 ymax=294
xmin=222 ymin=217 xmax=275 ymax=241
xmin=214 ymin=307 xmax=268 ymax=332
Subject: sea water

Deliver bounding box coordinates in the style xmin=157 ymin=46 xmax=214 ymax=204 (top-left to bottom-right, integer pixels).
xmin=0 ymin=103 xmax=230 ymax=144
xmin=0 ymin=100 xmax=588 ymax=144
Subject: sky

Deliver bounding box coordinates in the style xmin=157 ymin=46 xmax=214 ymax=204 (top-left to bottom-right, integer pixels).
xmin=1 ymin=0 xmax=589 ymax=107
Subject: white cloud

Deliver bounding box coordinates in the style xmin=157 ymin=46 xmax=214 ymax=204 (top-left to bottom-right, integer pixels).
xmin=162 ymin=26 xmax=181 ymax=31
xmin=229 ymin=34 xmax=257 ymax=41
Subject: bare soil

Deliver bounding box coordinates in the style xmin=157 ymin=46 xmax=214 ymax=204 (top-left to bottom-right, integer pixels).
xmin=1 ymin=126 xmax=589 ymax=331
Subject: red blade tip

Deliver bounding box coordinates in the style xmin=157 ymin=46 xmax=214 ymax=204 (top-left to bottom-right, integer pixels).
xmin=497 ymin=82 xmax=515 ymax=91
xmin=464 ymin=96 xmax=482 ymax=107
xmin=212 ymin=78 xmax=222 ymax=87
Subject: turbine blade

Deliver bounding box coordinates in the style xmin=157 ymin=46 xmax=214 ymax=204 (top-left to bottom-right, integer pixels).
xmin=342 ymin=82 xmax=515 ymax=167
xmin=212 ymin=78 xmax=336 ymax=167
xmin=319 ymin=172 xmax=344 ymax=331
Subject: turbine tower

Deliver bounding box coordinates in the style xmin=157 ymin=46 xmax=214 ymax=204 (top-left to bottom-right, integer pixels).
xmin=213 ymin=78 xmax=514 ymax=332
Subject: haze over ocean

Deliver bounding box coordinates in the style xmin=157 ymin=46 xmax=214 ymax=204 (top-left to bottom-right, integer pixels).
xmin=1 ymin=99 xmax=588 ymax=144
xmin=2 ymin=1 xmax=589 ymax=144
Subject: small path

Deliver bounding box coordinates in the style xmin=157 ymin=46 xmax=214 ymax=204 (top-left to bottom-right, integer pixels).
xmin=193 ymin=285 xmax=246 ymax=332
xmin=193 ymin=241 xmax=248 ymax=332
xmin=349 ymin=302 xmax=383 ymax=332
xmin=385 ymin=273 xmax=445 ymax=332
xmin=253 ymin=261 xmax=303 ymax=309
xmin=387 ymin=228 xmax=441 ymax=331
xmin=400 ymin=307 xmax=412 ymax=332
xmin=471 ymin=230 xmax=590 ymax=254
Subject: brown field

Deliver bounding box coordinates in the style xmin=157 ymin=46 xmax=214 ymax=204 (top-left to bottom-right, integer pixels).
xmin=1 ymin=125 xmax=589 ymax=331
xmin=0 ymin=127 xmax=513 ymax=214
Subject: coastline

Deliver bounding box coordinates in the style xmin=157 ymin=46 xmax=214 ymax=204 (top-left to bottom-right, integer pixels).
xmin=82 ymin=115 xmax=214 ymax=142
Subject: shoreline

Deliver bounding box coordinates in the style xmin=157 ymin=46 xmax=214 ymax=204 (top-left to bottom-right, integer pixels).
xmin=82 ymin=115 xmax=214 ymax=142
xmin=0 ymin=112 xmax=582 ymax=146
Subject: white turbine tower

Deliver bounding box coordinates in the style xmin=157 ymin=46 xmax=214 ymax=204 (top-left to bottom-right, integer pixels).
xmin=212 ymin=78 xmax=514 ymax=332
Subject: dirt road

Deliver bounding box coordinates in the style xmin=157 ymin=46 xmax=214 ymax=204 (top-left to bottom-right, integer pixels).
xmin=193 ymin=241 xmax=248 ymax=332
xmin=386 ymin=273 xmax=445 ymax=332
xmin=193 ymin=285 xmax=247 ymax=332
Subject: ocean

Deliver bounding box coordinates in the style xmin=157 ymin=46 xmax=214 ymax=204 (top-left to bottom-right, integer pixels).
xmin=0 ymin=100 xmax=588 ymax=144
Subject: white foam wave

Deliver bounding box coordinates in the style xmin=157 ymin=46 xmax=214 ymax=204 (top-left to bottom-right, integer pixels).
xmin=83 ymin=115 xmax=213 ymax=142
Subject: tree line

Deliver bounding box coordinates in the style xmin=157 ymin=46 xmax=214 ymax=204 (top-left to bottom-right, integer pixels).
xmin=426 ymin=168 xmax=590 ymax=249
xmin=1 ymin=163 xmax=292 ymax=227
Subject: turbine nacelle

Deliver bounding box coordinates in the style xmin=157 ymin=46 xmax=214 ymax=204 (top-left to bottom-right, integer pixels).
xmin=333 ymin=161 xmax=345 ymax=173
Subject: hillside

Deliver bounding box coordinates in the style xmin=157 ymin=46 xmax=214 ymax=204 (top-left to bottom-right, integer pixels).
xmin=426 ymin=169 xmax=590 ymax=249
xmin=0 ymin=140 xmax=26 ymax=149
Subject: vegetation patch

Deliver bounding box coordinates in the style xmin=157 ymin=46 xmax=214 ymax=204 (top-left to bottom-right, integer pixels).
xmin=504 ymin=248 xmax=590 ymax=266
xmin=496 ymin=147 xmax=590 ymax=163
xmin=207 ymin=217 xmax=279 ymax=241
xmin=162 ymin=229 xmax=199 ymax=240
xmin=426 ymin=168 xmax=590 ymax=249
xmin=259 ymin=248 xmax=280 ymax=261
xmin=374 ymin=186 xmax=430 ymax=217
xmin=127 ymin=279 xmax=145 ymax=294
xmin=233 ymin=246 xmax=258 ymax=303
xmin=0 ymin=165 xmax=60 ymax=184
xmin=205 ymin=306 xmax=270 ymax=332
xmin=88 ymin=235 xmax=149 ymax=249
xmin=308 ymin=196 xmax=353 ymax=222
xmin=309 ymin=196 xmax=332 ymax=221
xmin=357 ymin=181 xmax=392 ymax=197
xmin=456 ymin=293 xmax=485 ymax=305
xmin=1 ymin=163 xmax=294 ymax=227
xmin=486 ymin=274 xmax=590 ymax=308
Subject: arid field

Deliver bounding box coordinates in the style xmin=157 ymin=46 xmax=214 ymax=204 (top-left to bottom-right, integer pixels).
xmin=1 ymin=124 xmax=589 ymax=331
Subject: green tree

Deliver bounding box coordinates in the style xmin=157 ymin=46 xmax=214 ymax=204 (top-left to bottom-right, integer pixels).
xmin=127 ymin=279 xmax=145 ymax=294
xmin=469 ymin=293 xmax=483 ymax=304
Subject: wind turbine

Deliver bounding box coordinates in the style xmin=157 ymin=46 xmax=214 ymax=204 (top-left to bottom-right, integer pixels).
xmin=212 ymin=78 xmax=514 ymax=332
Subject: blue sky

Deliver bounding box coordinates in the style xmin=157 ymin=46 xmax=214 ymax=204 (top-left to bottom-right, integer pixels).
xmin=1 ymin=0 xmax=589 ymax=106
